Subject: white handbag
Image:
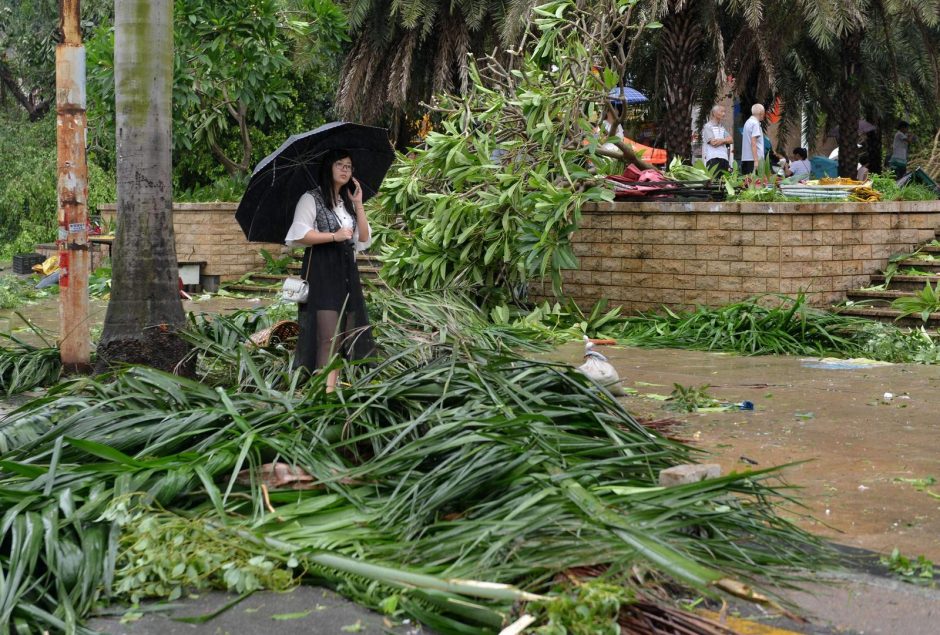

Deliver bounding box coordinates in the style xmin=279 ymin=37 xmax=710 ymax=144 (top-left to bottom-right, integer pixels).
xmin=280 ymin=252 xmax=313 ymax=303
xmin=281 ymin=276 xmax=308 ymax=303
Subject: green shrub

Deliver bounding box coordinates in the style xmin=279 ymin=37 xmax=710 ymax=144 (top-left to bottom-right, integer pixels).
xmin=871 ymin=172 xmax=938 ymax=201
xmin=0 ymin=110 xmax=116 ymax=260
xmin=174 ymin=174 xmax=248 ymax=202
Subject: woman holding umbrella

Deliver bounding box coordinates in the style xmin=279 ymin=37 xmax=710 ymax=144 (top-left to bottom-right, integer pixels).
xmin=284 ymin=148 xmax=375 ymax=390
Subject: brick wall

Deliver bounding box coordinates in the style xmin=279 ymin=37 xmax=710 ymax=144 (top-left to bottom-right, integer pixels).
xmin=556 ymin=201 xmax=940 ymax=313
xmin=99 ymin=203 xmax=286 ymax=282
xmin=35 ymin=242 xmax=109 ymax=271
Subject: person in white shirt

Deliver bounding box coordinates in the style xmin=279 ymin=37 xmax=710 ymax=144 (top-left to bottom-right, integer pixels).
xmin=284 ymin=148 xmax=375 ymax=389
xmin=783 ymin=147 xmax=812 ymax=179
xmin=702 ymin=105 xmax=732 ymax=173
xmin=599 ymin=104 xmax=625 ymax=153
xmin=740 ymin=104 xmax=765 ymax=174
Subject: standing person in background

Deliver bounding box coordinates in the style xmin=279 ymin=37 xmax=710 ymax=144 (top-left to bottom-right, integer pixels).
xmin=702 ymin=105 xmax=732 ymax=173
xmin=740 ymin=104 xmax=765 ymax=174
xmin=889 ymin=121 xmax=915 ymax=178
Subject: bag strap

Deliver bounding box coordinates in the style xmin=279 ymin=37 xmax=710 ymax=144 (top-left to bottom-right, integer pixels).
xmin=303 ymin=248 xmax=314 ymax=280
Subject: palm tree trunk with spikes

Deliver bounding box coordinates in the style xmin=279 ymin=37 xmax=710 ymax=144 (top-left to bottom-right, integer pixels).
xmin=659 ymin=5 xmax=704 ymax=163
xmin=835 ymin=28 xmax=864 ymax=178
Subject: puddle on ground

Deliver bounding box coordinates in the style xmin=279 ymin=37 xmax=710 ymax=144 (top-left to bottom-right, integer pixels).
xmin=0 ymin=295 xmax=273 ymax=346
xmin=552 ymin=342 xmax=940 ymax=562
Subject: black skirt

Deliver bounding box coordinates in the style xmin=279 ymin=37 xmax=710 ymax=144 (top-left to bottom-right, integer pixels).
xmin=293 ymin=241 xmax=375 ymax=371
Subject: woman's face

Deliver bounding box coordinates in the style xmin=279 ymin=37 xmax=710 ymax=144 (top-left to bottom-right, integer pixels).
xmin=332 ymin=158 xmax=354 ymax=186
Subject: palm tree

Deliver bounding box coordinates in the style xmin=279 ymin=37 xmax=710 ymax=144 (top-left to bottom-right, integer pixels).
xmin=655 ymin=1 xmax=712 ymax=161
xmin=643 ymin=0 xmax=939 ymax=175
xmin=335 ymin=0 xmax=506 ymax=144
xmin=726 ymin=0 xmax=939 ymax=177
xmin=96 ymin=0 xmax=189 ymax=373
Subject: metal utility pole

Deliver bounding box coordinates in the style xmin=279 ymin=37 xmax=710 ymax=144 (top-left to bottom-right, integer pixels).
xmin=56 ymin=0 xmax=91 ymax=371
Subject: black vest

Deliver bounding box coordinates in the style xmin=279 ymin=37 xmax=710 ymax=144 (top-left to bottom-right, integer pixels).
xmin=308 ymin=187 xmax=356 ymax=236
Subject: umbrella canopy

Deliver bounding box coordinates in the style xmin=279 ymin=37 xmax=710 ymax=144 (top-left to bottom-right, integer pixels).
xmin=608 ymin=86 xmax=648 ymax=105
xmin=236 ymin=121 xmax=395 ymax=244
xmin=826 ymin=119 xmax=877 ymax=137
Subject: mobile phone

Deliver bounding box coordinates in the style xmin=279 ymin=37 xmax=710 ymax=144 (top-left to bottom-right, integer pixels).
xmin=348 ymin=181 xmax=357 ymax=195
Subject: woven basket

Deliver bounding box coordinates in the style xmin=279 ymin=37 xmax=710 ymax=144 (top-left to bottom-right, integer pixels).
xmin=248 ymin=320 xmax=301 ymax=349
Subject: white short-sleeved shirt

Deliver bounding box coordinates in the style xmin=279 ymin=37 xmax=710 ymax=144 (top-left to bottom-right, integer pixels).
xmin=741 ymin=116 xmax=764 ymax=162
xmin=788 ymin=159 xmax=812 ymax=178
xmin=284 ymin=192 xmax=372 ymax=252
xmin=702 ymin=122 xmax=729 ymax=162
xmin=600 ymin=121 xmax=625 ymax=153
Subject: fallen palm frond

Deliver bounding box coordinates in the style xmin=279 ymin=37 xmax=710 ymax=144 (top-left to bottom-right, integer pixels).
xmin=488 ymin=292 xmax=940 ymax=364
xmin=618 ymin=294 xmax=870 ymax=356
xmin=0 ymin=286 xmax=835 ymax=633
xmin=0 ymin=330 xmax=61 ymax=396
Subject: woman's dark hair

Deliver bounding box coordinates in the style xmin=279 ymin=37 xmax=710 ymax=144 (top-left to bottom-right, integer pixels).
xmin=792 ymin=147 xmax=808 ymax=160
xmin=316 ymin=148 xmax=354 ymax=211
xmin=897 ymin=121 xmax=910 ymax=131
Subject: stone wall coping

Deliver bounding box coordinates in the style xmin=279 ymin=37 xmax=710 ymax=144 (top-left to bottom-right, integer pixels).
xmin=583 ymin=201 xmax=940 ymax=214
xmin=99 ymin=200 xmax=940 ymax=215
xmin=98 ymin=202 xmax=238 ymax=213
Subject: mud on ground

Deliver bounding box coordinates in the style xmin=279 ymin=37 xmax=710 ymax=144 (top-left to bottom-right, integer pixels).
xmin=552 ymin=342 xmax=940 ymax=563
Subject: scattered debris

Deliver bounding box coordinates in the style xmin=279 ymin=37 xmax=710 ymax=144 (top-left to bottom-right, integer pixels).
xmin=666 ymin=384 xmax=719 ymax=412
xmin=577 ymin=336 xmax=624 ymax=394
xmin=880 ymin=548 xmax=936 ymax=585
xmin=801 ymin=358 xmax=894 ymax=370
xmin=236 ymin=463 xmax=318 ymax=490
xmin=659 ymin=464 xmax=722 ymax=487
xmin=894 ymin=476 xmax=940 ymax=500
xmin=272 ymin=610 xmax=313 ymax=621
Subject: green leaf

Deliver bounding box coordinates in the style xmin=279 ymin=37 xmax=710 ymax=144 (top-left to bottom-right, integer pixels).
xmin=272 ymin=610 xmax=313 ymax=621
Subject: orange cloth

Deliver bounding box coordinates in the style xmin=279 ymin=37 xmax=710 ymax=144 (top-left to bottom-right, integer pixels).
xmin=622 ymin=137 xmax=667 ymax=165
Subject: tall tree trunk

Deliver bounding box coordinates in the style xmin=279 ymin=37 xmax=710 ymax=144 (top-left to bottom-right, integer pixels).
xmin=659 ymin=5 xmax=703 ymax=162
xmin=97 ymin=0 xmax=191 ymax=374
xmin=836 ymin=29 xmax=863 ymax=178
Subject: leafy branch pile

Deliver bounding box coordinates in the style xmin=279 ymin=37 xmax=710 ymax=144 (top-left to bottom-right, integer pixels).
xmin=870 ymin=172 xmax=938 ymax=201
xmin=375 ymin=0 xmax=658 ymax=303
xmin=0 ymin=288 xmax=833 ymax=633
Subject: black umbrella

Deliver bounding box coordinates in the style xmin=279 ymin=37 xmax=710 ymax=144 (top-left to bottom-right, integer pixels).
xmin=236 ymin=121 xmax=395 ymax=243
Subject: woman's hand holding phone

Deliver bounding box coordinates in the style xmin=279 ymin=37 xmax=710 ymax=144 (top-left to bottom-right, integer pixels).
xmin=349 ymin=177 xmax=363 ymax=206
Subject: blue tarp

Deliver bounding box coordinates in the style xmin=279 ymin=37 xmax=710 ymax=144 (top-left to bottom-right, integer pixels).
xmin=810 ymin=156 xmax=838 ymax=178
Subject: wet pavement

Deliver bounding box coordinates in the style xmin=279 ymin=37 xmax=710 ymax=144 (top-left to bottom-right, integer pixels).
xmin=553 ymin=342 xmax=940 ymax=563
xmin=87 ymin=587 xmax=424 ymax=635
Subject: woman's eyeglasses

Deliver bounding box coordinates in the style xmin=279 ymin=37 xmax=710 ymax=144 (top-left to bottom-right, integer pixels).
xmin=334 ymin=163 xmax=354 ymax=173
